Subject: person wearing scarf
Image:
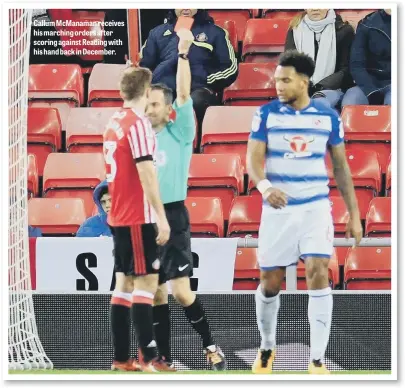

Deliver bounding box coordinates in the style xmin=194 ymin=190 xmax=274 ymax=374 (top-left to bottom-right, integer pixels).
xmin=285 ymin=9 xmax=355 ymax=110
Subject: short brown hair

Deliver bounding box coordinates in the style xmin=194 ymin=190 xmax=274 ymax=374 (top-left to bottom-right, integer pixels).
xmin=119 ymin=66 xmax=152 ymax=101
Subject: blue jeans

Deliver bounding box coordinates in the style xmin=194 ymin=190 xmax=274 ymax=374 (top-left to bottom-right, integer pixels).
xmin=342 ymin=85 xmax=391 ymax=106
xmin=313 ymin=89 xmax=344 ymax=109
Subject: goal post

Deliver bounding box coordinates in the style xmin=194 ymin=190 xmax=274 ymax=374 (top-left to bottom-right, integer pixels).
xmin=8 ymin=8 xmax=52 ymax=370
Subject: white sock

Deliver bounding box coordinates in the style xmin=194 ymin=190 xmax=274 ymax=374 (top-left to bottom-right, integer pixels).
xmin=308 ymin=287 xmax=333 ymax=362
xmin=255 ymin=285 xmax=280 ymax=351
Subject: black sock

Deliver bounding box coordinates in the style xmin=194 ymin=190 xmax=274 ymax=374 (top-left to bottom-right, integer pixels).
xmin=153 ymin=304 xmax=171 ymax=362
xmin=183 ymin=297 xmax=214 ymax=348
xmin=110 ymin=300 xmax=130 ymax=362
xmin=131 ymin=302 xmax=158 ymax=363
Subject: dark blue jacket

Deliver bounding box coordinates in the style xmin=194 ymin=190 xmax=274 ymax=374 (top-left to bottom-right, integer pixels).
xmin=76 ymin=180 xmax=112 ymax=237
xmin=350 ymin=10 xmax=391 ymax=97
xmin=139 ymin=11 xmax=238 ymax=93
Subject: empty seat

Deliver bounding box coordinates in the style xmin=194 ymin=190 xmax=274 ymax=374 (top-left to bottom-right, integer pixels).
xmin=27 ymin=154 xmax=39 ymax=198
xmin=263 ymin=10 xmax=301 ymax=19
xmin=27 ymin=107 xmax=62 ymax=175
xmin=28 ymin=198 xmax=86 ymax=236
xmin=201 ymin=106 xmax=258 ymax=168
xmin=66 ymin=107 xmax=117 ymax=153
xmin=242 ymin=18 xmax=291 ymax=61
xmin=42 ymin=153 xmax=106 ymax=217
xmin=185 ymin=197 xmax=224 ymax=237
xmin=337 ymin=9 xmax=377 ymax=29
xmin=88 ymin=63 xmax=126 ymax=107
xmin=329 ymin=196 xmax=350 ymax=235
xmin=188 ymin=154 xmax=244 ymax=220
xmin=344 ymin=247 xmax=391 ymax=290
xmin=223 ymin=62 xmax=277 ymax=106
xmin=227 ymin=195 xmax=262 ymax=237
xmin=28 ymin=101 xmax=70 ymax=131
xmin=326 ymin=149 xmax=381 ymax=219
xmin=386 ymin=155 xmax=391 ymax=196
xmin=214 ymin=19 xmax=238 ymax=53
xmin=365 ymin=197 xmax=391 ymax=237
xmin=233 ymin=248 xmax=260 ymax=290
xmin=28 ymin=64 xmax=84 ymax=106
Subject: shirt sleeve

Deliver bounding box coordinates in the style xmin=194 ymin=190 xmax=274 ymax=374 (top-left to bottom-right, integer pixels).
xmin=171 ymin=97 xmax=196 ymax=143
xmin=328 ymin=111 xmax=344 ymax=146
xmin=249 ymin=107 xmax=268 ymax=144
xmin=127 ymin=118 xmax=154 ymax=162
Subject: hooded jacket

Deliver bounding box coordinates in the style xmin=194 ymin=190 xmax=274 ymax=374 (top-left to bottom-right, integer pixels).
xmin=139 ymin=10 xmax=238 ymax=93
xmin=76 ymin=180 xmax=112 ymax=237
xmin=349 ymin=10 xmax=391 ymax=97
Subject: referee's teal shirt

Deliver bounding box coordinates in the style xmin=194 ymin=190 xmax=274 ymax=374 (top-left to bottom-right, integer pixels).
xmin=155 ymin=97 xmax=195 ymax=204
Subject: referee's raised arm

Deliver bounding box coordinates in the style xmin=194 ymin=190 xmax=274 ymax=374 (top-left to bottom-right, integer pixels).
xmin=176 ymin=28 xmax=193 ymax=106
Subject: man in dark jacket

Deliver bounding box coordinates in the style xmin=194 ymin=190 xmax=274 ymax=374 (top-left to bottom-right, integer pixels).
xmin=342 ymin=9 xmax=391 ymax=106
xmin=76 ymin=180 xmax=112 ymax=237
xmin=139 ymin=9 xmax=238 ymax=126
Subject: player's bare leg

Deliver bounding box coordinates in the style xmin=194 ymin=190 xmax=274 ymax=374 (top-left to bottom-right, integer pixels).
xmin=252 ymin=267 xmax=285 ymax=374
xmin=132 ymin=274 xmax=159 ymax=372
xmin=305 ymin=257 xmax=332 ymax=375
xmin=110 ymin=273 xmax=141 ymax=372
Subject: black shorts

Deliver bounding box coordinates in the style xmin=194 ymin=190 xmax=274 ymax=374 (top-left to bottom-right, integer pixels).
xmin=110 ymin=223 xmax=160 ymax=277
xmin=159 ymin=201 xmax=193 ymax=284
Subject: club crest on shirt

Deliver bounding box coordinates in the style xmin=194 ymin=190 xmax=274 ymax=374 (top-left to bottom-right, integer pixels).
xmin=196 ymin=32 xmax=208 ymax=42
xmin=283 ymin=135 xmax=314 ymax=159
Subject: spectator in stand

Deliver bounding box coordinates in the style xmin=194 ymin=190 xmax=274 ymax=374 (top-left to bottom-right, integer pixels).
xmin=28 ymin=225 xmax=42 ymax=237
xmin=139 ymin=9 xmax=238 ymax=126
xmin=342 ymin=9 xmax=391 ymax=107
xmin=76 ymin=180 xmax=112 ymax=237
xmin=285 ymin=9 xmax=354 ymax=109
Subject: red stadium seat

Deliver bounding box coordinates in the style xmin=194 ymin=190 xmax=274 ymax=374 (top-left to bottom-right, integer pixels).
xmin=329 ymin=196 xmax=349 ymax=235
xmin=66 ymin=107 xmax=117 ymax=153
xmin=326 ymin=149 xmax=381 ymax=220
xmin=336 ymin=9 xmax=377 ymax=30
xmin=42 ymin=153 xmax=106 ymax=217
xmin=27 ymin=107 xmax=62 ymax=176
xmin=263 ymin=10 xmax=301 ymax=20
xmin=28 ymin=64 xmax=84 ymax=106
xmin=28 ymin=198 xmax=86 ymax=236
xmin=27 ymin=154 xmax=39 ymax=199
xmin=185 ymin=197 xmax=224 ymax=237
xmin=188 ymin=154 xmax=244 ymax=221
xmin=233 ymin=248 xmax=260 ymax=290
xmin=341 ymin=105 xmax=391 ymax=172
xmin=28 ymin=102 xmax=70 ymax=131
xmin=386 ymin=155 xmax=391 ymax=196
xmin=201 ymin=106 xmax=258 ymax=169
xmin=223 ymin=62 xmax=277 ymax=106
xmin=88 ymin=64 xmax=126 ymax=107
xmin=344 ymin=247 xmax=391 ymax=290
xmin=242 ymin=19 xmax=291 ymax=61
xmin=365 ymin=197 xmax=391 ymax=237
xmin=214 ymin=19 xmax=238 ymax=53
xmin=227 ymin=195 xmax=262 ymax=237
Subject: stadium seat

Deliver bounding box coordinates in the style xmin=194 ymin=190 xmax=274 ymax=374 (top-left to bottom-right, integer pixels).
xmin=344 ymin=247 xmax=391 ymax=290
xmin=386 ymin=155 xmax=391 ymax=196
xmin=28 ymin=102 xmax=70 ymax=131
xmin=233 ymin=248 xmax=260 ymax=290
xmin=27 ymin=107 xmax=62 ymax=176
xmin=262 ymin=10 xmax=301 ymax=19
xmin=28 ymin=198 xmax=87 ymax=236
xmin=365 ymin=197 xmax=391 ymax=237
xmin=188 ymin=154 xmax=244 ymax=220
xmin=227 ymin=195 xmax=262 ymax=237
xmin=341 ymin=105 xmax=391 ymax=173
xmin=201 ymin=106 xmax=258 ymax=169
xmin=27 ymin=154 xmax=39 ymax=199
xmin=42 ymin=153 xmax=106 ymax=217
xmin=336 ymin=9 xmax=377 ymax=29
xmin=247 ymin=176 xmax=261 ymax=197
xmin=214 ymin=19 xmax=238 ymax=53
xmin=326 ymin=149 xmax=381 ymax=220
xmin=28 ymin=64 xmax=84 ymax=107
xmin=223 ymin=62 xmax=277 ymax=106
xmin=185 ymin=197 xmax=224 ymax=237
xmin=329 ymin=196 xmax=350 ymax=235
xmin=88 ymin=64 xmax=126 ymax=107
xmin=66 ymin=107 xmax=117 ymax=153
xmin=242 ymin=18 xmax=291 ymax=61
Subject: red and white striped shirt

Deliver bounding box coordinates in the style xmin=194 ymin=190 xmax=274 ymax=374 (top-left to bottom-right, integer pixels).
xmin=103 ymin=108 xmax=157 ymax=226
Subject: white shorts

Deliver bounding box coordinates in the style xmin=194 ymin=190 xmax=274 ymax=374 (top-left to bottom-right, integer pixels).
xmin=258 ymin=205 xmax=334 ymax=269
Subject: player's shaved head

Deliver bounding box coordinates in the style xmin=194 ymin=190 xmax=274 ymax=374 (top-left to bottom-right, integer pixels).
xmin=119 ymin=66 xmax=152 ymax=102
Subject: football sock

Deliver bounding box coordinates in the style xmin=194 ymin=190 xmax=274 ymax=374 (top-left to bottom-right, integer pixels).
xmin=153 ymin=304 xmax=171 ymax=362
xmin=255 ymin=285 xmax=280 ymax=351
xmin=131 ymin=290 xmax=158 ymax=363
xmin=308 ymin=287 xmax=333 ymax=362
xmin=110 ymin=291 xmax=131 ymax=362
xmin=183 ymin=297 xmax=214 ymax=348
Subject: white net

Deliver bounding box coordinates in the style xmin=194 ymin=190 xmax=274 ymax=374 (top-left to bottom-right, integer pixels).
xmin=8 ymin=9 xmax=53 ymax=370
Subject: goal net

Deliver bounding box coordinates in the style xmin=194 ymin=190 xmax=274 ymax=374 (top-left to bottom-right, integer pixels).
xmin=8 ymin=8 xmax=52 ymax=370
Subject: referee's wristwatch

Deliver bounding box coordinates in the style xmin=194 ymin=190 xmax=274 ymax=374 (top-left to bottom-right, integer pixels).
xmin=178 ymin=53 xmax=189 ymax=60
